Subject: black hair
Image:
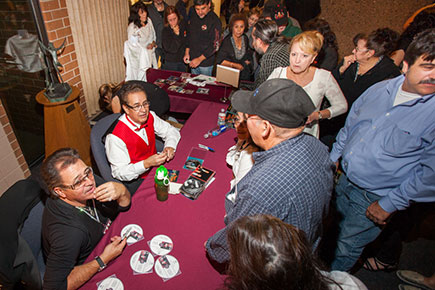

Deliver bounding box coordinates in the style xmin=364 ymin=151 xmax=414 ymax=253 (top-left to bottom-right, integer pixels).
xmin=129 ymin=1 xmax=148 ymax=28
xmin=41 ymin=148 xmax=80 ymax=199
xmin=404 ymin=28 xmax=435 ymax=67
xmin=400 ymin=10 xmax=435 ymax=49
xmin=228 ymin=13 xmax=248 ymax=33
xmin=304 ymin=18 xmax=338 ymax=51
xmin=194 ymin=0 xmax=211 ymax=6
xmin=224 ymin=214 xmax=333 ymax=290
xmin=118 ymin=82 xmax=148 ymax=105
xmin=252 ymin=19 xmax=279 ymax=44
xmin=353 ymin=28 xmax=399 ymax=57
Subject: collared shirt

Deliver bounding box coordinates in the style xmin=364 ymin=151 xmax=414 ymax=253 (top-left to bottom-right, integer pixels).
xmin=42 ymin=176 xmax=130 ymax=290
xmin=206 ymin=134 xmax=334 ymax=263
xmin=331 ymin=75 xmax=435 ymax=213
xmin=255 ymin=41 xmax=290 ymax=89
xmin=105 ymin=111 xmax=181 ymax=181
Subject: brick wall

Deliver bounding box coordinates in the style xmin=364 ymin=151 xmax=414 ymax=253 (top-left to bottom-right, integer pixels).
xmin=0 ymin=100 xmax=29 ymax=196
xmin=39 ymin=0 xmax=88 ymax=116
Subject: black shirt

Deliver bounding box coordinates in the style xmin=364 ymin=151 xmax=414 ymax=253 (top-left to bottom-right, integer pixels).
xmin=186 ymin=10 xmax=222 ymax=67
xmin=42 ymin=176 xmax=130 ymax=290
xmin=332 ymin=56 xmax=401 ymax=108
xmin=216 ymin=34 xmax=254 ymax=81
xmin=162 ymin=21 xmax=188 ymax=63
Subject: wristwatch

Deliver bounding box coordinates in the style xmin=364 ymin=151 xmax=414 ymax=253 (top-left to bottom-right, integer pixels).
xmin=318 ymin=111 xmax=323 ymax=120
xmin=95 ymin=256 xmax=106 ymax=272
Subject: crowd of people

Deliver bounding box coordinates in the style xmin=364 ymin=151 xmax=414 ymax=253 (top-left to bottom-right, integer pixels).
xmin=35 ymin=1 xmax=435 ymax=289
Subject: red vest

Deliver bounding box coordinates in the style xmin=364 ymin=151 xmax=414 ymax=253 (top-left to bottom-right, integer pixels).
xmin=111 ymin=114 xmax=156 ymax=179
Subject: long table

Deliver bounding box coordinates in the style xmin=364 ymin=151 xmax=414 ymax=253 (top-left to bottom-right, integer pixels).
xmin=81 ymin=102 xmax=236 ymax=290
xmin=146 ymin=68 xmax=233 ymax=113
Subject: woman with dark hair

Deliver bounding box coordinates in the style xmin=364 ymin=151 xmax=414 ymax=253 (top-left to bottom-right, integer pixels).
xmin=304 ymin=18 xmax=338 ymax=71
xmin=162 ymin=6 xmax=187 ymax=72
xmin=319 ymin=28 xmax=401 ymax=147
xmin=332 ymin=28 xmax=401 ymax=108
xmin=125 ymin=2 xmax=157 ymax=80
xmin=225 ymin=214 xmax=368 ymax=290
xmin=223 ymin=0 xmax=246 ymax=25
xmin=217 ymin=14 xmax=254 ymax=81
xmin=99 ymin=82 xmax=124 ymax=113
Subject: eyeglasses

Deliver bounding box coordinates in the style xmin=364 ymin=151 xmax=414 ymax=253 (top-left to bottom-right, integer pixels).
xmin=354 ymin=46 xmax=369 ymax=53
xmin=61 ymin=167 xmax=93 ymax=190
xmin=233 ymin=116 xmax=246 ymax=125
xmin=125 ymin=100 xmax=150 ymax=112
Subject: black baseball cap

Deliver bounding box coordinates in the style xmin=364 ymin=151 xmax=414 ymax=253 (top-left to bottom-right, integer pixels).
xmin=231 ymin=79 xmax=315 ymax=128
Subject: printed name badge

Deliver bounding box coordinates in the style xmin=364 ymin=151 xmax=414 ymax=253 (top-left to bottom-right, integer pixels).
xmin=130 ymin=250 xmax=155 ymax=274
xmin=97 ymin=277 xmax=124 ymax=290
xmin=150 ymin=234 xmax=173 ymax=256
xmin=154 ymin=255 xmax=180 ymax=279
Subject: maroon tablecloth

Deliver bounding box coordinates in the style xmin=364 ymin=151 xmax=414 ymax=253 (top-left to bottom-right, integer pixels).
xmin=81 ymin=102 xmax=236 ymax=290
xmin=146 ymin=68 xmax=233 ymax=113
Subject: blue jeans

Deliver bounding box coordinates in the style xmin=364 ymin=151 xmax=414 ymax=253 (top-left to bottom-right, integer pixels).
xmin=331 ymin=173 xmax=383 ymax=271
xmin=191 ymin=65 xmax=213 ymax=76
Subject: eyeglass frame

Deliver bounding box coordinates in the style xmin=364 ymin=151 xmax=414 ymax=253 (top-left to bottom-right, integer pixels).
xmin=124 ymin=100 xmax=151 ymax=112
xmin=59 ymin=166 xmax=94 ymax=190
xmin=354 ymin=46 xmax=369 ymax=53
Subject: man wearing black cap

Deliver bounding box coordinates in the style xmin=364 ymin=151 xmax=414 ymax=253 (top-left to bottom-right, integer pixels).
xmin=205 ymin=79 xmax=334 ymax=263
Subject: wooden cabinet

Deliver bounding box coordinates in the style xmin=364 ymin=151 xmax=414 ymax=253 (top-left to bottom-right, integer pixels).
xmin=36 ymin=86 xmax=91 ymax=165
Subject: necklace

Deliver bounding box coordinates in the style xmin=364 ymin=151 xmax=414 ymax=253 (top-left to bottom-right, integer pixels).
xmin=231 ymin=36 xmax=246 ymax=60
xmin=354 ymin=56 xmax=383 ymax=82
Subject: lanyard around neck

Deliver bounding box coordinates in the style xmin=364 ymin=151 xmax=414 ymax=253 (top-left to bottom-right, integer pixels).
xmin=75 ymin=199 xmax=101 ymax=225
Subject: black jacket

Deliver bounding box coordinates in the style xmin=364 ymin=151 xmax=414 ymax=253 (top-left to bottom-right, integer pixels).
xmin=162 ymin=21 xmax=187 ymax=63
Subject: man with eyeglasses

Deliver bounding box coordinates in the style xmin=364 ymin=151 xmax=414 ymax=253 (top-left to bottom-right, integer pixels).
xmin=40 ymin=148 xmax=131 ymax=290
xmin=206 ymin=79 xmax=334 ymax=263
xmin=105 ymin=82 xmax=180 ymax=193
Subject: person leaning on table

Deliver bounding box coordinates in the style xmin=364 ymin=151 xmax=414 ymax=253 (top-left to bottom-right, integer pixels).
xmin=104 ymin=82 xmax=180 ymax=194
xmin=206 ymin=78 xmax=334 ymax=263
xmin=41 ymin=148 xmax=131 ymax=290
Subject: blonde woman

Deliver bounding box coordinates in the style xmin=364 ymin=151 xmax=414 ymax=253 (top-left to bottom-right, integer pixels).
xmin=268 ymin=30 xmax=347 ymax=138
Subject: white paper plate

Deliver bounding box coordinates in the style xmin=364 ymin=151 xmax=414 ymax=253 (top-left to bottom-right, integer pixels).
xmin=154 ymin=255 xmax=180 ymax=279
xmin=150 ymin=234 xmax=173 ymax=255
xmin=121 ymin=224 xmax=143 ymax=245
xmin=97 ymin=277 xmax=124 ymax=290
xmin=130 ymin=250 xmax=154 ymax=274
